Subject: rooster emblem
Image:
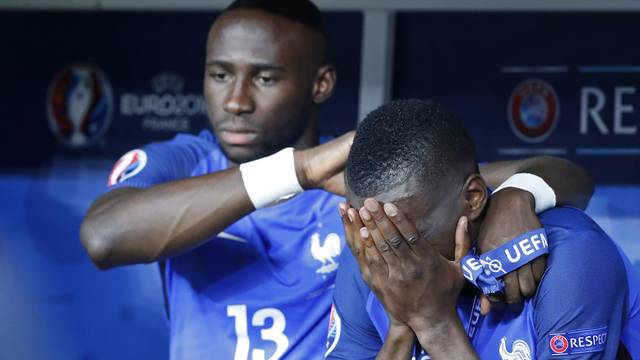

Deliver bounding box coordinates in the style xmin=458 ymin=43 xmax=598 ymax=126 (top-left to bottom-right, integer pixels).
xmin=310 ymin=233 xmax=342 ymax=274
xmin=499 ymin=337 xmax=532 ymax=360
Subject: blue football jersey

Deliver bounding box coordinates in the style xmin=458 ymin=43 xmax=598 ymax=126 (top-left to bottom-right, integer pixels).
xmin=108 ymin=130 xmax=346 ymax=360
xmin=327 ymin=207 xmax=640 ymax=359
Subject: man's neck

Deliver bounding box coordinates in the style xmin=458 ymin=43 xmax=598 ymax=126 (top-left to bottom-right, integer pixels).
xmin=292 ymin=110 xmax=319 ymax=150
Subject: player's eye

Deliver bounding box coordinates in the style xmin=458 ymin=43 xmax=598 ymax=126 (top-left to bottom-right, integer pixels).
xmin=256 ymin=75 xmax=277 ymax=86
xmin=210 ymin=72 xmax=230 ymax=83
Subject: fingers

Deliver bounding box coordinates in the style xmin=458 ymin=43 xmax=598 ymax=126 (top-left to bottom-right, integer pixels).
xmin=382 ymin=203 xmax=420 ymax=254
xmin=479 ymin=259 xmax=541 ymax=315
xmin=531 ymin=256 xmax=547 ymax=283
xmin=341 ymin=204 xmax=369 ymax=273
xmin=339 ymin=203 xmax=356 ymax=254
xmin=480 ymin=295 xmax=492 ymax=316
xmin=453 ymin=216 xmax=470 ymax=262
xmin=516 ymin=264 xmax=537 ymax=298
xmin=363 ymin=199 xmax=415 ymax=259
xmin=360 ymin=227 xmax=388 ymax=279
xmin=503 ymin=272 xmax=524 ymax=313
xmin=359 ymin=205 xmax=398 ymax=268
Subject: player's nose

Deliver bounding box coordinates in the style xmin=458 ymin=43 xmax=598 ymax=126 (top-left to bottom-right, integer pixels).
xmin=223 ymin=78 xmax=255 ymax=115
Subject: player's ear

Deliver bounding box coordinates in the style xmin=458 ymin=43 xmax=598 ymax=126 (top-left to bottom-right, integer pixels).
xmin=312 ymin=64 xmax=336 ymax=104
xmin=462 ymin=174 xmax=488 ymax=222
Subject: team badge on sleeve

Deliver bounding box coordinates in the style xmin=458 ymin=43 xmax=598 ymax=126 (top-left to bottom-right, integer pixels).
xmin=108 ymin=149 xmax=148 ymax=186
xmin=549 ymin=326 xmax=607 ymax=356
xmin=324 ymin=304 xmax=342 ymax=357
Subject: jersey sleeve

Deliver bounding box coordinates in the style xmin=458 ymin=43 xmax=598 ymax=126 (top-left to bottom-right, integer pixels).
xmin=107 ymin=131 xmax=218 ymax=190
xmin=325 ymin=251 xmax=382 ymax=359
xmin=533 ymin=220 xmax=627 ymax=358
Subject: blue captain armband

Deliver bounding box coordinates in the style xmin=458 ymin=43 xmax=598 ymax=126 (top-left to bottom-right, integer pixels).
xmin=462 ymin=228 xmax=549 ymax=295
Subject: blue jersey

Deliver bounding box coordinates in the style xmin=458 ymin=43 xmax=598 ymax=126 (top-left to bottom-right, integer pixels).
xmin=108 ymin=130 xmax=346 ymax=360
xmin=327 ymin=207 xmax=640 ymax=359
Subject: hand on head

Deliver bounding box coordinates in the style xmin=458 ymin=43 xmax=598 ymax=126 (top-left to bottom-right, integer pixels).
xmin=339 ymin=199 xmax=471 ymax=329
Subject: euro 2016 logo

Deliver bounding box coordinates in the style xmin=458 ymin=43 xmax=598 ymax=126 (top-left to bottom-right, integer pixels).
xmin=508 ymin=79 xmax=559 ymax=143
xmin=47 ymin=64 xmax=113 ymax=148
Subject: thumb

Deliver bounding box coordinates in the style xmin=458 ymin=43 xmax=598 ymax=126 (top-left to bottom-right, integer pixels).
xmin=480 ymin=295 xmax=492 ymax=315
xmin=296 ymin=131 xmax=353 ymax=190
xmin=336 ymin=130 xmax=354 ymax=160
xmin=454 ymin=216 xmax=471 ymax=263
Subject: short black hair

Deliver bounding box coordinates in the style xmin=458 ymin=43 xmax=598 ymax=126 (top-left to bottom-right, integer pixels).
xmin=225 ymin=0 xmax=327 ymax=38
xmin=346 ymin=99 xmax=477 ymax=198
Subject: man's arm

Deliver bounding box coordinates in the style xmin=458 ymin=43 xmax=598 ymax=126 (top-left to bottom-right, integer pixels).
xmin=342 ymin=201 xmax=480 ymax=360
xmin=480 ymin=156 xmax=594 ymax=210
xmin=476 ymin=156 xmax=594 ymax=313
xmin=532 ymin=213 xmax=627 ymax=358
xmin=80 ymin=132 xmax=352 ymax=269
xmin=375 ymin=325 xmax=414 ymax=360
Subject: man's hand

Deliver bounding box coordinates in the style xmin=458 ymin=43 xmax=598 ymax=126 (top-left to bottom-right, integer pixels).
xmin=340 ymin=199 xmax=469 ymax=329
xmin=476 ymin=188 xmax=546 ymax=314
xmin=339 ymin=199 xmax=478 ymax=359
xmin=295 ymin=131 xmax=354 ymax=195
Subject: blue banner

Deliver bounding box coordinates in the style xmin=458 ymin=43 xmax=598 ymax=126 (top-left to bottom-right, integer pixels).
xmin=394 ymin=12 xmax=640 ymax=184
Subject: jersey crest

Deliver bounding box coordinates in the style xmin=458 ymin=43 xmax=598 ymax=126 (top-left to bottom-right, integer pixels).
xmin=108 ymin=149 xmax=147 ymax=186
xmin=310 ymin=232 xmax=342 ymax=274
xmin=499 ymin=337 xmax=532 ymax=360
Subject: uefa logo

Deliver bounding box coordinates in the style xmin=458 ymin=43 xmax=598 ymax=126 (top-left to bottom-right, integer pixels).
xmin=549 ymin=334 xmax=569 ymax=354
xmin=46 ymin=63 xmax=113 ymax=148
xmin=507 ymin=79 xmax=559 ymax=143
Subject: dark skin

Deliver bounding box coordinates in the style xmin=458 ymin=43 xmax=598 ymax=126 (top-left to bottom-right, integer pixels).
xmin=79 ymin=9 xmax=345 ymax=268
xmin=341 ymin=159 xmax=595 ymax=359
xmin=340 ymin=171 xmax=493 ymax=359
xmin=476 ymin=157 xmax=595 ymax=314
xmin=205 ymin=9 xmax=332 ymax=164
xmin=78 ymin=9 xmax=594 ymax=314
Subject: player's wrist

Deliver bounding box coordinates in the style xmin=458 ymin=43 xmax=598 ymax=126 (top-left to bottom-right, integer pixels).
xmin=493 ymin=173 xmax=556 ymax=213
xmin=293 ymin=149 xmax=313 ymax=189
xmin=412 ymin=312 xmax=462 ymax=346
xmin=383 ymin=323 xmax=415 ymax=353
xmin=413 ymin=312 xmax=477 ymax=359
xmin=491 ymin=187 xmax=535 ymax=212
xmin=409 ymin=307 xmax=456 ymax=337
xmin=239 ymin=147 xmax=304 ymax=209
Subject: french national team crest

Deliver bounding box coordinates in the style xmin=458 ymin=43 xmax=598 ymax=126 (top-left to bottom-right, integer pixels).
xmin=108 ymin=149 xmax=148 ymax=186
xmin=47 ymin=63 xmax=113 ymax=148
xmin=310 ymin=232 xmax=342 ymax=275
xmin=508 ymin=79 xmax=559 ymax=143
xmin=499 ymin=337 xmax=532 ymax=360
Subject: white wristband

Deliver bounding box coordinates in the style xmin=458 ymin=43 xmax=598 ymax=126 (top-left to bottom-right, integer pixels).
xmin=493 ymin=173 xmax=556 ymax=213
xmin=239 ymin=147 xmax=304 ymax=209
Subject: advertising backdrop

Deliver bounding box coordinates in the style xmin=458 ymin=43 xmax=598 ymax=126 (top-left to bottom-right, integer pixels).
xmin=0 ymin=9 xmax=638 ymax=360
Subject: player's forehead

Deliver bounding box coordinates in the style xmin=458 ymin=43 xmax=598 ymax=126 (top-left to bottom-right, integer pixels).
xmin=206 ymin=9 xmax=312 ymax=67
xmin=345 ymin=177 xmax=427 ymax=219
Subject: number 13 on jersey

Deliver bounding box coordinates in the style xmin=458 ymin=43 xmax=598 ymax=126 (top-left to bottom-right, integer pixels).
xmin=227 ymin=305 xmax=289 ymax=360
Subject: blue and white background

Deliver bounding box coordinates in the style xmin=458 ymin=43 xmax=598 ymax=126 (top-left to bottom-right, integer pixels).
xmin=0 ymin=8 xmax=637 ymax=360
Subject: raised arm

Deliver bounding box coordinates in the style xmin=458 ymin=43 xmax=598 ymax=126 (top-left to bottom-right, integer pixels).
xmin=476 ymin=156 xmax=594 ymax=313
xmin=480 ymin=156 xmax=594 ymax=210
xmin=80 ymin=132 xmax=352 ymax=269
